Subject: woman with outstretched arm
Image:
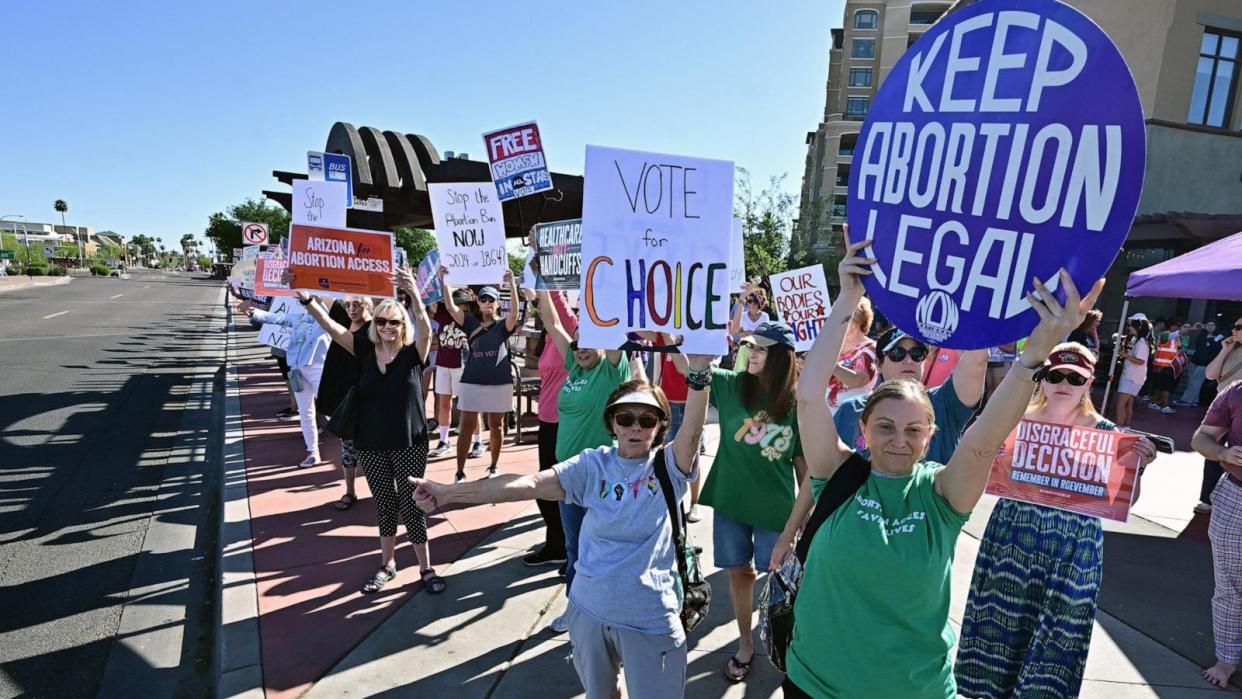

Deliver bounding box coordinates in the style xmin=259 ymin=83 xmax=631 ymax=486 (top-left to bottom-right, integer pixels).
xmin=780 ymin=238 xmax=1104 ymax=699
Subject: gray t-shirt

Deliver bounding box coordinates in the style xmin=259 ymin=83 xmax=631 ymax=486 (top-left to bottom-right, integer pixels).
xmin=554 ymin=443 xmax=698 ymax=638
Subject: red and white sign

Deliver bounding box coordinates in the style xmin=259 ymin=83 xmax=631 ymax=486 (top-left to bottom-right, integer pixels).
xmin=242 ymin=222 xmax=269 ymax=245
xmin=481 ymin=121 xmax=553 ymax=202
xmin=770 ymin=264 xmax=831 ymax=352
xmin=985 ymin=419 xmax=1144 ymax=523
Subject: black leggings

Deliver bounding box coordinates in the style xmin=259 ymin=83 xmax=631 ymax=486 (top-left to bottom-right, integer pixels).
xmin=537 ymin=421 xmax=566 ymax=556
xmin=782 ymin=677 xmax=813 ymax=698
xmin=357 ymin=443 xmax=429 ymax=543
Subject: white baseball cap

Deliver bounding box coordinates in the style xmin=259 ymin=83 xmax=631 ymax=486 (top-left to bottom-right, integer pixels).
xmin=606 ymin=389 xmax=667 ymax=417
xmin=1129 ymin=312 xmax=1149 ymax=321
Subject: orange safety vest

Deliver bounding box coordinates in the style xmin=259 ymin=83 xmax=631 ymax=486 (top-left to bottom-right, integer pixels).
xmin=1152 ymin=339 xmax=1178 ymax=368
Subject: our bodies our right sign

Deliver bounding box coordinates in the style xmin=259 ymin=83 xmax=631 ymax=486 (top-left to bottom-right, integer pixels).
xmin=848 ymin=0 xmax=1146 ymax=349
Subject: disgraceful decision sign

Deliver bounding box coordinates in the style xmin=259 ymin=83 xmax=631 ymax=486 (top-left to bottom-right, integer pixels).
xmin=770 ymin=265 xmax=831 ymax=352
xmin=847 ymin=0 xmax=1145 ymax=349
xmin=286 ymin=224 xmax=395 ymax=298
xmin=428 ymin=182 xmax=507 ymax=285
xmin=986 ymin=419 xmax=1143 ymax=522
xmin=255 ymin=255 xmax=293 ymax=297
xmin=578 ymin=145 xmax=734 ymax=355
xmin=483 ymin=121 xmax=553 ymax=202
xmin=534 ymin=219 xmax=581 ymax=290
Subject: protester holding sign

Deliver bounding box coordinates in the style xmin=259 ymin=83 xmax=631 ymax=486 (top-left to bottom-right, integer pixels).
xmin=314 ymin=297 xmax=372 ymax=510
xmin=730 ymin=282 xmax=770 ymax=341
xmin=673 ymin=321 xmax=805 ymax=683
xmin=297 ymin=271 xmax=444 ymax=595
xmin=429 ymin=292 xmax=479 ymax=458
xmin=440 ymin=267 xmax=521 ymax=481
xmin=956 ymin=343 xmax=1156 ymax=698
xmin=824 ymin=296 xmax=877 ymax=412
xmin=248 ymin=303 xmax=330 ymax=468
xmin=410 ymin=376 xmax=709 ymax=698
xmin=1192 ymin=380 xmax=1242 ymax=689
xmin=783 ymin=236 xmax=1104 ymax=698
xmin=1114 ymin=315 xmax=1153 ymax=428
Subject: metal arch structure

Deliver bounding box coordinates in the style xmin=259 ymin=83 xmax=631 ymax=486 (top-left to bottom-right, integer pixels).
xmin=264 ymin=122 xmax=584 ymax=238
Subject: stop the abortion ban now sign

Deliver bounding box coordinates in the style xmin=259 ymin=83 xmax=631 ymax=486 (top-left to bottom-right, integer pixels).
xmin=847 ymin=0 xmax=1145 ymax=349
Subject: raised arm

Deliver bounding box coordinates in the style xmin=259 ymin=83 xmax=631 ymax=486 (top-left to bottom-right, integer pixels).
xmin=503 ymin=269 xmax=521 ymax=333
xmin=411 ymin=470 xmax=565 ymax=514
xmin=950 ymin=349 xmax=990 ymax=409
xmin=439 ymin=266 xmax=466 ymax=325
xmin=938 ymin=271 xmax=1105 ymax=512
xmin=673 ymin=355 xmax=713 ymax=473
xmin=797 ymin=239 xmax=875 ymax=480
xmin=1206 ymin=338 xmax=1237 ymax=380
xmin=537 ymin=290 xmax=573 ymax=356
xmin=295 ymin=289 xmax=355 ymax=354
xmin=396 ymin=267 xmax=432 ymax=361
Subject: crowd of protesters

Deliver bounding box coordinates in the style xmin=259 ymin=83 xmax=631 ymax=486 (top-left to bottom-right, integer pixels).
xmin=226 ymin=226 xmax=1242 ymax=698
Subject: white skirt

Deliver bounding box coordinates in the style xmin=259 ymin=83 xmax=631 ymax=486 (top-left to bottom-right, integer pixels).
xmin=457 ymin=382 xmax=512 ymax=413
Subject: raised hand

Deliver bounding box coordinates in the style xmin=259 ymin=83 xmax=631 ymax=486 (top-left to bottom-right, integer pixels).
xmin=837 ymin=234 xmax=876 ymax=302
xmin=1022 ymin=269 xmax=1105 ymax=362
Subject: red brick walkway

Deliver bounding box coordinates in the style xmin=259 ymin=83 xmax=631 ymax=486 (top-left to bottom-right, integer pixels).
xmin=236 ymin=357 xmax=541 ymax=699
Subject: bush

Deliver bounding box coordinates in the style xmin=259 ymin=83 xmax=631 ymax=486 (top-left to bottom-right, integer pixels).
xmin=89 ymin=264 xmax=113 ymax=277
xmin=47 ymin=266 xmax=68 ymax=276
xmin=24 ymin=266 xmax=47 ymax=276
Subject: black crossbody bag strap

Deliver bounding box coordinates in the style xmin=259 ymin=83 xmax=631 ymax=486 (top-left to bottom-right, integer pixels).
xmin=652 ymin=448 xmax=690 ymax=581
xmin=793 ymin=453 xmax=870 ymax=563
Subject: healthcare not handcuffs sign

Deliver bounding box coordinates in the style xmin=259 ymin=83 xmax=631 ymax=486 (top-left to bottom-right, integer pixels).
xmin=847 ymin=0 xmax=1145 ymax=349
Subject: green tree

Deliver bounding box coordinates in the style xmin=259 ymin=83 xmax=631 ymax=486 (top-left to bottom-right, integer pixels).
xmin=204 ymin=198 xmax=290 ymax=254
xmin=734 ymin=168 xmax=798 ymax=287
xmin=508 ymin=250 xmax=528 ymax=279
xmin=393 ymin=227 xmax=437 ymax=265
xmin=130 ymin=234 xmax=159 ymax=259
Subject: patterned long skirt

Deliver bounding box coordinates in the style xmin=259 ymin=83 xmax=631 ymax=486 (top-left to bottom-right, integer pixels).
xmin=955 ymin=498 xmax=1102 ymax=698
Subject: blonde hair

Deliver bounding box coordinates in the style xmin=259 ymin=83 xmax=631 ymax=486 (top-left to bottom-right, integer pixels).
xmin=1028 ymin=341 xmax=1102 ymax=420
xmin=860 ymin=378 xmax=935 ymax=425
xmin=367 ymin=298 xmax=415 ymax=347
xmin=852 ymin=296 xmax=874 ymax=334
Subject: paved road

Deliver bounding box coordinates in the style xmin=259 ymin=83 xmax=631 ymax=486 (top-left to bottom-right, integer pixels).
xmin=0 ymin=270 xmax=226 ymax=698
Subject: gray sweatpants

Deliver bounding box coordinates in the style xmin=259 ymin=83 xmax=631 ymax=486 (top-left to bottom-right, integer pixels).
xmin=567 ymin=603 xmax=687 ymax=698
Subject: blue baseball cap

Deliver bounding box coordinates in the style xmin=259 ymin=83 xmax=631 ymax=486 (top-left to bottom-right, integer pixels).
xmin=477 ymin=286 xmax=500 ymax=301
xmin=880 ymin=328 xmax=929 ymax=353
xmin=745 ymin=321 xmax=796 ymax=349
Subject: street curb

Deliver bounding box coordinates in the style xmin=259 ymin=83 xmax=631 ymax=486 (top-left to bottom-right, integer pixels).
xmin=0 ymin=275 xmax=72 ymax=293
xmin=213 ymin=299 xmax=264 ymax=699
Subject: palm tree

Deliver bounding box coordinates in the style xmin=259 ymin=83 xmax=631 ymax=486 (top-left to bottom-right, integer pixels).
xmin=54 ymin=199 xmax=80 ymax=265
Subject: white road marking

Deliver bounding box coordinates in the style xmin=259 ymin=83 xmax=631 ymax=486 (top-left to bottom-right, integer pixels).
xmin=110 ymin=293 xmax=124 ymax=299
xmin=42 ymin=310 xmax=69 ymax=319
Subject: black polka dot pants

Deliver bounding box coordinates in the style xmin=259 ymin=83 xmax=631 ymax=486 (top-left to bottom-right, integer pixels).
xmin=357 ymin=443 xmax=429 ymax=544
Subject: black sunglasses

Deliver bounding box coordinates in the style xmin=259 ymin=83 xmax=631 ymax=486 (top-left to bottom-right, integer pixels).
xmin=614 ymin=411 xmax=660 ymax=429
xmin=479 ymin=297 xmax=497 ymax=304
xmin=373 ymin=317 xmax=404 ymax=328
xmin=1233 ymin=324 xmax=1242 ymax=332
xmin=1044 ymin=370 xmax=1089 ymax=386
xmin=884 ymin=345 xmax=929 ymax=363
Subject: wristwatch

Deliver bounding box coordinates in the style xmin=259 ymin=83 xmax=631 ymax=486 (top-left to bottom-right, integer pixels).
xmin=298 ymin=297 xmax=312 ymax=306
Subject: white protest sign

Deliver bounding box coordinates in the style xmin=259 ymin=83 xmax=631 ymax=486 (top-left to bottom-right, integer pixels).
xmin=578 ymin=145 xmax=734 ymax=354
xmin=728 ymin=217 xmax=746 ymax=293
xmin=257 ymin=296 xmax=305 ymax=350
xmin=292 ymin=180 xmax=348 ymax=228
xmin=428 ymin=182 xmax=507 ymax=285
xmin=770 ymin=265 xmax=831 ymax=352
xmin=258 ymin=323 xmax=291 ymax=350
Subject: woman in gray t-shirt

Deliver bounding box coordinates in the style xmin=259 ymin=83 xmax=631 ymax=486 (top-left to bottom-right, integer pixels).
xmin=411 ymin=363 xmax=712 ymax=698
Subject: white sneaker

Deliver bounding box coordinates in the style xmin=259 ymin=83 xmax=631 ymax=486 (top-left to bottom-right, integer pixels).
xmin=1146 ymin=403 xmax=1163 ymax=410
xmin=548 ymin=612 xmax=568 ymax=634
xmin=686 ymin=505 xmax=701 ymax=523
xmin=1195 ymin=502 xmax=1213 ymax=514
xmin=299 ymin=454 xmax=320 ymax=469
xmin=1161 ymin=406 xmax=1176 ymax=414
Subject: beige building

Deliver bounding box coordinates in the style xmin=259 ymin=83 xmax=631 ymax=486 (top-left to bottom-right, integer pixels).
xmin=795 ymin=0 xmax=1242 ymax=324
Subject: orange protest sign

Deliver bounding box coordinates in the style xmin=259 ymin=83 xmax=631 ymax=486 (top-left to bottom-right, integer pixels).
xmin=287 ymin=224 xmax=395 ymax=298
xmin=984 ymin=419 xmax=1143 ymax=523
xmin=254 ymin=256 xmax=294 ymax=297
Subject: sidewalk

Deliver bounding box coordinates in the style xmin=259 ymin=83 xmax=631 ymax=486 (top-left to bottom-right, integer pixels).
xmin=219 ymin=307 xmax=1238 ymax=697
xmin=0 ymin=275 xmax=71 ymax=293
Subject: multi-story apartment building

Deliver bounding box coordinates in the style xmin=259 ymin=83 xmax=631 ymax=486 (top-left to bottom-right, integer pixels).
xmin=796 ymin=0 xmax=1242 ymax=325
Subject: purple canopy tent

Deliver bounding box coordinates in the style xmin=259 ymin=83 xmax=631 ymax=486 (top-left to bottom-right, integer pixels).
xmin=1101 ymin=231 xmax=1242 ymax=413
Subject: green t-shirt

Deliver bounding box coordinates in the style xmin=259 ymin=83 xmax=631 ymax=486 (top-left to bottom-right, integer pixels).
xmin=699 ymin=368 xmax=803 ymax=533
xmin=555 ymin=351 xmax=631 ymax=462
xmin=787 ymin=458 xmax=970 ymax=698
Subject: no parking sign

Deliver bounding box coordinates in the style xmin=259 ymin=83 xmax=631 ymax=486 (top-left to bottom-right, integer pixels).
xmin=848 ymin=0 xmax=1145 ymax=349
xmin=242 ymin=222 xmax=269 ymax=245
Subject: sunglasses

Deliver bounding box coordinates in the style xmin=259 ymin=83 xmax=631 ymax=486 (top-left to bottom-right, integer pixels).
xmin=1044 ymin=370 xmax=1089 ymax=386
xmin=373 ymin=317 xmax=404 ymax=328
xmin=478 ymin=297 xmax=497 ymax=304
xmin=613 ymin=411 xmax=660 ymax=429
xmin=1233 ymin=324 xmax=1242 ymax=332
xmin=884 ymin=345 xmax=929 ymax=363
xmin=345 ymin=301 xmax=367 ymax=309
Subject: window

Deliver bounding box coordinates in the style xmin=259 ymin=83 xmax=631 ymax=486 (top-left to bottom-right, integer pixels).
xmin=851 ymin=39 xmax=876 ymax=59
xmin=848 ymin=68 xmax=873 ymax=87
xmin=1188 ymin=30 xmax=1239 ymax=128
xmin=838 ymin=141 xmax=856 ymax=156
xmin=846 ymin=97 xmax=870 ymax=119
xmin=854 ymin=10 xmax=878 ymax=29
xmin=909 ymin=10 xmax=941 ymax=25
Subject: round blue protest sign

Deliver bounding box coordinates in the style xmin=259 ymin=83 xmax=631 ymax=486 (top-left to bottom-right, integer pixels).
xmin=847 ymin=0 xmax=1144 ymax=349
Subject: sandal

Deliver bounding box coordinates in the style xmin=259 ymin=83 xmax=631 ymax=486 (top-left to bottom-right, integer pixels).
xmin=420 ymin=567 xmax=447 ymax=594
xmin=334 ymin=493 xmax=357 ymax=511
xmin=361 ymin=565 xmax=396 ymax=594
xmin=723 ymin=655 xmax=752 ymax=682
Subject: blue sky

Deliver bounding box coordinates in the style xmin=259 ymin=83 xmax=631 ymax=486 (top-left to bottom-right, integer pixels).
xmin=3 ymin=1 xmax=843 ymax=248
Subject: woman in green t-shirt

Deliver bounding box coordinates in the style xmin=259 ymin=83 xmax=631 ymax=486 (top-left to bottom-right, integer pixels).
xmin=782 ymin=239 xmax=1105 ymax=698
xmin=677 ymin=321 xmax=805 ymax=682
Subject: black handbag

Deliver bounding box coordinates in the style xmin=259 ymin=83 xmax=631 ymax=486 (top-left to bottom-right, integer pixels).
xmin=760 ymin=453 xmax=869 ymax=671
xmin=653 ymin=448 xmax=711 ymax=633
xmin=326 ymin=386 xmax=358 ymax=439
